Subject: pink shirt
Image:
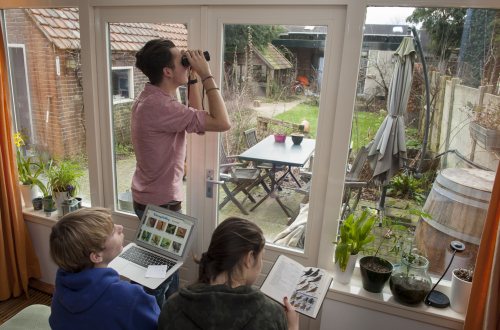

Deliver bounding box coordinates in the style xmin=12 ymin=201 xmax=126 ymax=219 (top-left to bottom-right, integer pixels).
xmin=131 ymin=83 xmax=206 ymax=205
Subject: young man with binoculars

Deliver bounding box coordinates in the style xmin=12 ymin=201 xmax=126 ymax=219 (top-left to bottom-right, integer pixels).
xmin=131 ymin=39 xmax=231 ymax=306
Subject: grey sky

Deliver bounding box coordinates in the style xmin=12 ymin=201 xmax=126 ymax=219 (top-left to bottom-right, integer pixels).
xmin=365 ymin=7 xmax=415 ymax=25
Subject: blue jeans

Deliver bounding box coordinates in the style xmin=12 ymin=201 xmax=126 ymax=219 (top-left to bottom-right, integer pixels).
xmin=134 ymin=203 xmax=180 ymax=307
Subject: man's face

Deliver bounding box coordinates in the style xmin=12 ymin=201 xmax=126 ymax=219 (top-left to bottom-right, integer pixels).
xmin=168 ymin=47 xmax=189 ymax=86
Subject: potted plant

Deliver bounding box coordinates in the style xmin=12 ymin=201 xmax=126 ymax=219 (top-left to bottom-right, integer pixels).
xmin=450 ymin=268 xmax=473 ymax=313
xmin=333 ymin=210 xmax=376 ymax=284
xmin=468 ymin=102 xmax=500 ymax=152
xmin=359 ymin=221 xmax=394 ymax=293
xmin=290 ymin=132 xmax=304 ymax=145
xmin=389 ymin=249 xmax=432 ymax=305
xmin=268 ymin=122 xmax=292 ymax=143
xmin=14 ymin=132 xmax=45 ymax=207
xmin=47 ymin=159 xmax=84 ymax=216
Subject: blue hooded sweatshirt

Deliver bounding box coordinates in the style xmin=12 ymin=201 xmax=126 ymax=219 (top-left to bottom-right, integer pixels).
xmin=50 ymin=267 xmax=159 ymax=330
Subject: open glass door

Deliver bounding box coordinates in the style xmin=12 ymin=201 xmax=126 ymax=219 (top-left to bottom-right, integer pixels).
xmin=206 ymin=6 xmax=346 ymax=267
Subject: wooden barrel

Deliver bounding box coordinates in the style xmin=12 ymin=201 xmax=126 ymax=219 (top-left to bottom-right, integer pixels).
xmin=415 ymin=168 xmax=494 ymax=276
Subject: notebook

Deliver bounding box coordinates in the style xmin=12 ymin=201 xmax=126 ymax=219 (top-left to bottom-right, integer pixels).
xmin=109 ymin=204 xmax=197 ymax=289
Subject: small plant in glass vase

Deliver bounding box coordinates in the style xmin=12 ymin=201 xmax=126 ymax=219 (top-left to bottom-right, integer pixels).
xmin=47 ymin=159 xmax=84 ymax=217
xmin=333 ymin=209 xmax=376 ymax=284
xmin=389 ymin=246 xmax=432 ymax=305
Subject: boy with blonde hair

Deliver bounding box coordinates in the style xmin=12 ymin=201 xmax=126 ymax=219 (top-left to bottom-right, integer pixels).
xmin=49 ymin=208 xmax=159 ymax=330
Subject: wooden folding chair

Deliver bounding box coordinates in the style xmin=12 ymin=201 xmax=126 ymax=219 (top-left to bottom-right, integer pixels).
xmin=340 ymin=144 xmax=370 ymax=219
xmin=216 ymin=143 xmax=268 ymax=215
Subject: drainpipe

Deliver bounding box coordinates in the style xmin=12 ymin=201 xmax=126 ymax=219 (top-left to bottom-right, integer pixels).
xmin=409 ymin=26 xmax=431 ymax=173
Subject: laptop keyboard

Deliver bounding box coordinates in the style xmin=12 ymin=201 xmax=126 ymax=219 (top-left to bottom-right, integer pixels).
xmin=121 ymin=246 xmax=176 ymax=269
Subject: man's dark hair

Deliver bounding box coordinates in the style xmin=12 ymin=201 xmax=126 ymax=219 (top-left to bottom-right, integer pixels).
xmin=135 ymin=39 xmax=176 ymax=85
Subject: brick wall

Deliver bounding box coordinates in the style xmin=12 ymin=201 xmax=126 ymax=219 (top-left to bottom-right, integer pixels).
xmin=6 ymin=10 xmax=146 ymax=158
xmin=6 ymin=9 xmax=85 ymax=158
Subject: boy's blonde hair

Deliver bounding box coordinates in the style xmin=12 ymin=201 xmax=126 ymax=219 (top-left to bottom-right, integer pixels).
xmin=50 ymin=207 xmax=114 ymax=272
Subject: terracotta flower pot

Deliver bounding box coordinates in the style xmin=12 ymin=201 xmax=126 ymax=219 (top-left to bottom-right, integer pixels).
xmin=19 ymin=184 xmax=34 ymax=207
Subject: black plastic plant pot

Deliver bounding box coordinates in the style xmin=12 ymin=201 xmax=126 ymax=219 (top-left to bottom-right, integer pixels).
xmin=359 ymin=256 xmax=393 ymax=293
xmin=42 ymin=196 xmax=56 ymax=213
xmin=32 ymin=197 xmax=43 ymax=210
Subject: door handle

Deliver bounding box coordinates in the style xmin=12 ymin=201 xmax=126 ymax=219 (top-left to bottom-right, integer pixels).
xmin=206 ymin=169 xmax=223 ymax=198
xmin=206 ymin=179 xmax=224 ymax=184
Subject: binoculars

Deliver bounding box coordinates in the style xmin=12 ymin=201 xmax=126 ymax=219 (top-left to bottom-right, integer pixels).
xmin=181 ymin=51 xmax=210 ymax=67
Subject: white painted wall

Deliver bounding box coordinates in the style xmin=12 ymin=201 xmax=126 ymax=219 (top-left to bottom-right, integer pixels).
xmin=320 ymin=299 xmax=456 ymax=330
xmin=25 ymin=219 xmax=57 ymax=285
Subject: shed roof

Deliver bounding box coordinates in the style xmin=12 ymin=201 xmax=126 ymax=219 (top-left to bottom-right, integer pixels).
xmin=27 ymin=8 xmax=188 ymax=51
xmin=253 ymin=44 xmax=292 ymax=70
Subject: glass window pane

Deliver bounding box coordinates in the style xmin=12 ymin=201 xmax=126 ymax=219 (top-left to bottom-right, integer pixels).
xmin=4 ymin=8 xmax=91 ymax=209
xmin=343 ymin=6 xmax=499 ymax=292
xmin=218 ymin=24 xmax=326 ymax=251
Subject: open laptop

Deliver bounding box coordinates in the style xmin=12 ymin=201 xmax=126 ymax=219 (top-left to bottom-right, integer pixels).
xmin=109 ymin=204 xmax=197 ymax=289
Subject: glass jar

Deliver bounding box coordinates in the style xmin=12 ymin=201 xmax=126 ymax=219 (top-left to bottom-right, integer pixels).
xmin=389 ymin=254 xmax=432 ymax=305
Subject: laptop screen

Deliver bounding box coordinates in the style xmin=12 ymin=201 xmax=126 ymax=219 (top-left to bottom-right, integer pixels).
xmin=136 ymin=206 xmax=195 ymax=258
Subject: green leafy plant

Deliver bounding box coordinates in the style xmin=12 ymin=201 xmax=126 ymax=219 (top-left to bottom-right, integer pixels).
xmin=13 ymin=132 xmax=51 ymax=197
xmin=368 ymin=209 xmax=432 ymax=265
xmin=47 ymin=160 xmax=84 ymax=197
xmin=333 ymin=210 xmax=376 ymax=271
xmin=14 ymin=132 xmax=42 ymax=185
xmin=387 ymin=172 xmax=426 ymax=204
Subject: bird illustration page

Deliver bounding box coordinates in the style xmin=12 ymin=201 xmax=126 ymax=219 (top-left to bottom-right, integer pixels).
xmin=260 ymin=255 xmax=333 ymax=318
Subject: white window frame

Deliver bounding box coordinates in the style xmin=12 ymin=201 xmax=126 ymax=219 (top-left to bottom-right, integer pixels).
xmin=111 ymin=66 xmax=134 ymax=104
xmin=5 ymin=1 xmax=498 ymax=329
xmin=6 ymin=43 xmax=34 ymax=140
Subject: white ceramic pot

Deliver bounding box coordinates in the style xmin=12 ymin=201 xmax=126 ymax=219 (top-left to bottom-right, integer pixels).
xmin=19 ymin=184 xmax=34 ymax=207
xmin=450 ymin=269 xmax=473 ymax=314
xmin=53 ymin=191 xmax=71 ymax=217
xmin=334 ymin=254 xmax=358 ymax=284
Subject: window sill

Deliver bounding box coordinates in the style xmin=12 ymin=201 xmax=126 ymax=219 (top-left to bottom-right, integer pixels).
xmin=325 ymin=267 xmax=464 ymax=329
xmin=112 ymin=98 xmax=134 ymax=105
xmin=23 ymin=208 xmax=60 ymax=226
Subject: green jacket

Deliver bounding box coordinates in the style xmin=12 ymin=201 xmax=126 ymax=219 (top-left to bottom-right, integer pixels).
xmin=158 ymin=283 xmax=287 ymax=330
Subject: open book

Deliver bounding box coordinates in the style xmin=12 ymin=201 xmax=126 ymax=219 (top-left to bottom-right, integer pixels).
xmin=260 ymin=255 xmax=333 ymax=319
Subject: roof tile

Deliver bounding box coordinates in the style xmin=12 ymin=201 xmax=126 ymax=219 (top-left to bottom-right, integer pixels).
xmin=26 ymin=8 xmax=187 ymax=51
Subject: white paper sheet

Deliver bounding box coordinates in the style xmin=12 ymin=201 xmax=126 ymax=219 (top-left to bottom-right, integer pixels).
xmin=145 ymin=265 xmax=168 ymax=278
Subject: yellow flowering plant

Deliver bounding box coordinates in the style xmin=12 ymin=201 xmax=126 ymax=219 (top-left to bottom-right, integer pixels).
xmin=14 ymin=132 xmax=47 ymax=195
